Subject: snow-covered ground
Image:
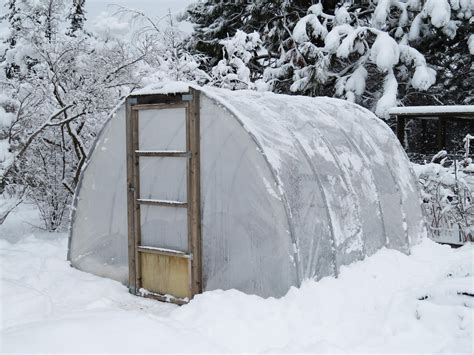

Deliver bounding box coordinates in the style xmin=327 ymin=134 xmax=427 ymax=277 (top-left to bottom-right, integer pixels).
xmin=0 ymin=205 xmax=473 ymax=353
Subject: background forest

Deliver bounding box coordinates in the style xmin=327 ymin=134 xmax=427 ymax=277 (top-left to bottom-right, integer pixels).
xmin=0 ymin=0 xmax=473 ymax=231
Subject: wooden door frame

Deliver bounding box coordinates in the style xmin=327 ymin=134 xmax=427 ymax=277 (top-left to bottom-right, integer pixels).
xmin=125 ymin=89 xmax=202 ymax=304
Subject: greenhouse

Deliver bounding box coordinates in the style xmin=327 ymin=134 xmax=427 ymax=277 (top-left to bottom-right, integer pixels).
xmin=68 ymin=82 xmax=425 ymax=303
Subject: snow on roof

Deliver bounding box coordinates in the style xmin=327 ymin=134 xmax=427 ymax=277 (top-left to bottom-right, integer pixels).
xmin=131 ymin=81 xmax=190 ymax=96
xmin=130 ymin=83 xmax=416 ymax=199
xmin=388 ymin=105 xmax=474 ymax=116
xmin=194 ymin=86 xmax=423 ymax=254
xmin=200 ymin=86 xmax=388 ymax=171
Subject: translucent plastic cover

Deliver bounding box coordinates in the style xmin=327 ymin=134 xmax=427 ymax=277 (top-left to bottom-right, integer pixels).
xmin=203 ymin=88 xmax=425 ymax=284
xmin=69 ymin=86 xmax=425 ymax=298
xmin=68 ymin=104 xmax=129 ymax=283
xmin=138 ymin=108 xmax=186 ymax=151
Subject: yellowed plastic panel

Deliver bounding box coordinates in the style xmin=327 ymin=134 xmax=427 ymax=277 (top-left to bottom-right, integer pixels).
xmin=140 ymin=252 xmax=191 ymax=299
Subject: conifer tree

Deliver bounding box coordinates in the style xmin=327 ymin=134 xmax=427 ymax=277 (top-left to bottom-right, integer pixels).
xmin=67 ymin=0 xmax=86 ymax=37
xmin=187 ymin=0 xmax=473 ymax=113
xmin=1 ymin=0 xmax=22 ymax=47
xmin=1 ymin=0 xmax=23 ymax=77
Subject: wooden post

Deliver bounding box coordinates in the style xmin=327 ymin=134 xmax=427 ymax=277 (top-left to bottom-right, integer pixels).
xmin=396 ymin=115 xmax=405 ymax=147
xmin=188 ymin=88 xmax=202 ymax=295
xmin=125 ymin=98 xmax=137 ymax=293
xmin=437 ymin=117 xmax=447 ymax=151
xmin=132 ymin=108 xmax=142 ymax=293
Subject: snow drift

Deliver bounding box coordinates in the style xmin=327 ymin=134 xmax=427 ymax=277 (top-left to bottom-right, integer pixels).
xmin=0 ymin=205 xmax=472 ymax=353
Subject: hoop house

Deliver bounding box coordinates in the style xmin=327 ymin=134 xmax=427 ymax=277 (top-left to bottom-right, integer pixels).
xmin=68 ymin=83 xmax=425 ymax=302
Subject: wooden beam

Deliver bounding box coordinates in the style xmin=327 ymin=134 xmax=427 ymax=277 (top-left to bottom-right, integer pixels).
xmin=137 ymin=246 xmax=191 ymax=259
xmin=126 ymin=98 xmax=136 ymax=293
xmin=135 ymin=150 xmax=190 ymax=158
xmin=396 ymin=115 xmax=405 ymax=148
xmin=188 ymin=88 xmax=203 ymax=296
xmin=130 ymin=93 xmax=185 ymax=106
xmin=137 ymin=199 xmax=187 ymax=207
xmin=138 ymin=289 xmax=189 ymax=305
xmin=131 ymin=103 xmax=188 ymax=111
xmin=391 ymin=113 xmax=474 ymax=119
xmin=132 ymin=108 xmax=142 ymax=292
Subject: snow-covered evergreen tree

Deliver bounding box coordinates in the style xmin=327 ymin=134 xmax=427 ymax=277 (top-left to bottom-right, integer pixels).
xmin=262 ymin=0 xmax=473 ymax=117
xmin=210 ymin=30 xmax=262 ymax=89
xmin=2 ymin=0 xmax=22 ymax=47
xmin=186 ymin=0 xmax=320 ymax=73
xmin=67 ymin=0 xmax=86 ymax=37
xmin=186 ymin=0 xmax=473 ymax=117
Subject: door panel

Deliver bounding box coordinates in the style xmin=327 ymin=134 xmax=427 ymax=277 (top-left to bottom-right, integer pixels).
xmin=140 ymin=252 xmax=191 ymax=299
xmin=138 ymin=108 xmax=186 ymax=151
xmin=139 ymin=156 xmax=187 ymax=202
xmin=140 ymin=205 xmax=188 ymax=252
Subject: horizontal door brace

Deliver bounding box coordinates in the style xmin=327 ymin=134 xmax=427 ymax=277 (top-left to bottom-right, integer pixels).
xmin=135 ymin=150 xmax=190 ymax=158
xmin=131 ymin=103 xmax=188 ymax=110
xmin=137 ymin=245 xmax=192 ymax=259
xmin=137 ymin=199 xmax=187 ymax=208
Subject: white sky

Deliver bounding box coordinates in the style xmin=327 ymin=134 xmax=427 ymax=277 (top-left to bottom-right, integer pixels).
xmin=0 ymin=0 xmax=197 ymax=32
xmin=85 ymin=0 xmax=196 ymax=22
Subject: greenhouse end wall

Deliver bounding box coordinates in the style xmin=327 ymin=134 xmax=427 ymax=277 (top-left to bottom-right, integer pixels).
xmin=69 ymin=104 xmax=129 ymax=284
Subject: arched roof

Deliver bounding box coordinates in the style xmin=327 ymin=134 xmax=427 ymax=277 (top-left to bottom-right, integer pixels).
xmin=134 ymin=83 xmax=425 ymax=278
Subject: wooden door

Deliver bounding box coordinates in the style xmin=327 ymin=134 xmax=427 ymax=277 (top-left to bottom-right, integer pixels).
xmin=125 ymin=90 xmax=202 ymax=304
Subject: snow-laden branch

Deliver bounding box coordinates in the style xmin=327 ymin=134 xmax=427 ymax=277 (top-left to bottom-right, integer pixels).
xmin=1 ymin=105 xmax=85 ymax=180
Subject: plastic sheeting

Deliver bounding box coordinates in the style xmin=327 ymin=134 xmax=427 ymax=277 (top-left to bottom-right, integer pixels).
xmin=68 ymin=104 xmax=129 ymax=283
xmin=69 ymin=84 xmax=426 ymax=298
xmin=201 ymin=88 xmax=425 ymax=287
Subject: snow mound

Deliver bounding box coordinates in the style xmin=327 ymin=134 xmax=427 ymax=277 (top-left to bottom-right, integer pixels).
xmin=1 ymin=205 xmax=472 ymax=353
